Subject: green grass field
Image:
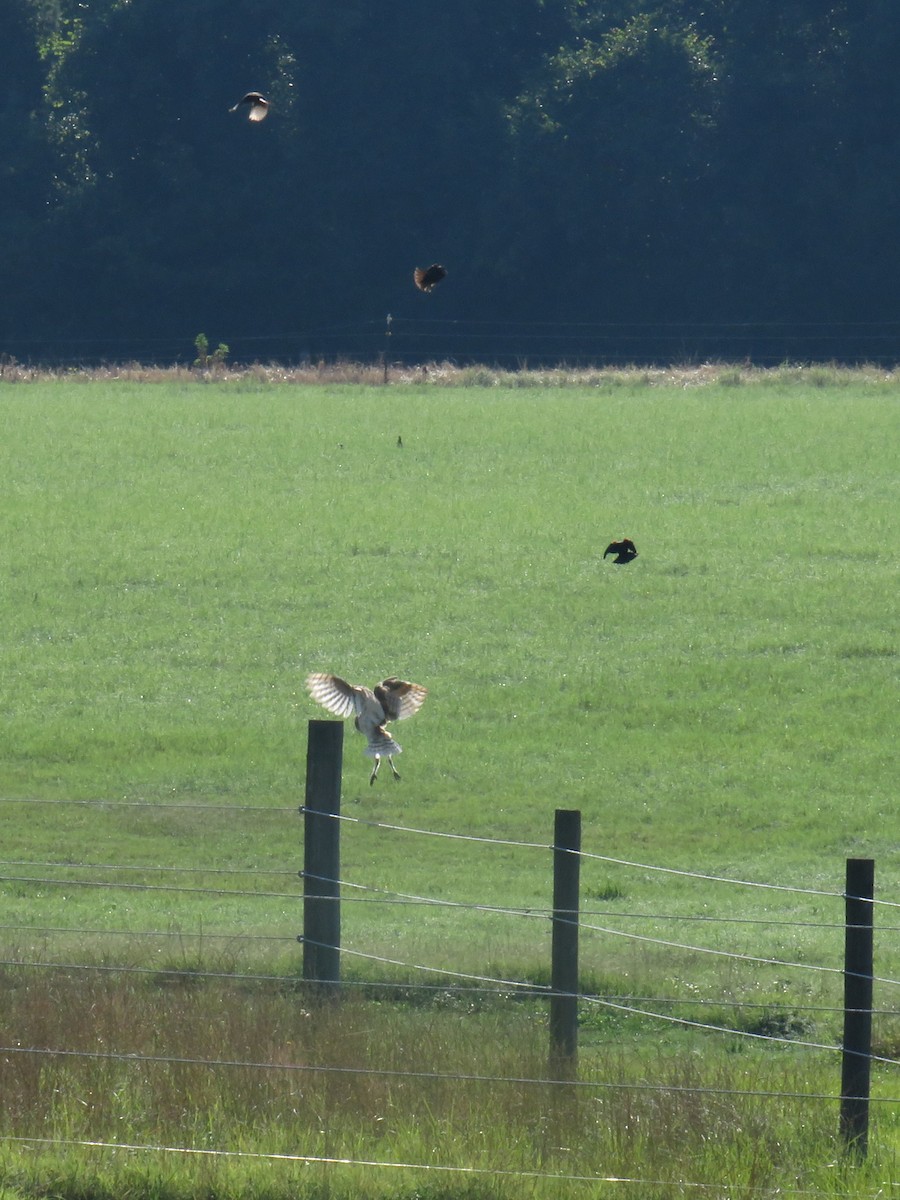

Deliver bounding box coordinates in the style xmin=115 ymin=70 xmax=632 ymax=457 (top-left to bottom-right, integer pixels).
xmin=0 ymin=367 xmax=897 ymax=1198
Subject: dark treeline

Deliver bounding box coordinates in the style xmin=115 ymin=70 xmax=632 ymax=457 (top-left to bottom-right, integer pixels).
xmin=3 ymin=0 xmax=900 ymax=365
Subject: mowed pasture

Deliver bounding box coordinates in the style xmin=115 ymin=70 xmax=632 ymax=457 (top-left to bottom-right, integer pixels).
xmin=0 ymin=368 xmax=898 ymax=1198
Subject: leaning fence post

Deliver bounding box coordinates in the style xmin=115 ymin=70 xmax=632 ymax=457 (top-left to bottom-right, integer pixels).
xmin=550 ymin=808 xmax=581 ymax=1069
xmin=300 ymin=719 xmax=343 ymax=990
xmin=840 ymin=857 xmax=874 ymax=1157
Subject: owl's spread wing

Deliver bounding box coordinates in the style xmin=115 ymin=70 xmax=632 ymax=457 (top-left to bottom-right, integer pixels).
xmin=306 ymin=673 xmax=363 ymax=719
xmin=377 ymin=678 xmax=428 ymax=721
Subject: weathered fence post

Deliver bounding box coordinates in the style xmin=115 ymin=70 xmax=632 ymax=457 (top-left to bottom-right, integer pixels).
xmin=383 ymin=312 xmax=392 ymax=384
xmin=840 ymin=857 xmax=874 ymax=1157
xmin=550 ymin=808 xmax=581 ymax=1070
xmin=300 ymin=719 xmax=343 ymax=990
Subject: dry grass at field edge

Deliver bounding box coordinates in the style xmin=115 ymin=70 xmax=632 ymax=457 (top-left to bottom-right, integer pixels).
xmin=4 ymin=358 xmax=900 ymax=388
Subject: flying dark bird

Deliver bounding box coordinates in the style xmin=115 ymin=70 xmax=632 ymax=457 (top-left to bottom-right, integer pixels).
xmin=604 ymin=538 xmax=638 ymax=564
xmin=306 ymin=673 xmax=428 ymax=784
xmin=413 ymin=264 xmax=447 ymax=292
xmin=230 ymin=92 xmax=269 ymax=122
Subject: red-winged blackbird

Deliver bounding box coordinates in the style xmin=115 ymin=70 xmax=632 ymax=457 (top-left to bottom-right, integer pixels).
xmin=230 ymin=92 xmax=269 ymax=122
xmin=414 ymin=264 xmax=447 ymax=292
xmin=603 ymin=538 xmax=638 ymax=564
xmin=306 ymin=673 xmax=428 ymax=785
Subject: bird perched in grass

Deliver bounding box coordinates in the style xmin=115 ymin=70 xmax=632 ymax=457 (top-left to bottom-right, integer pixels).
xmin=604 ymin=538 xmax=638 ymax=564
xmin=306 ymin=673 xmax=427 ymax=784
xmin=230 ymin=92 xmax=269 ymax=122
xmin=413 ymin=264 xmax=446 ymax=292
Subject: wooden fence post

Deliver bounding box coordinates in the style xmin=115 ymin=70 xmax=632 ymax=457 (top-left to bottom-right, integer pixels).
xmin=550 ymin=808 xmax=581 ymax=1070
xmin=300 ymin=719 xmax=343 ymax=990
xmin=840 ymin=857 xmax=874 ymax=1157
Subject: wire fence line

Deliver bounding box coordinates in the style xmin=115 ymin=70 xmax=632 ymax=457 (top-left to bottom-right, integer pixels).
xmin=1 ymin=1043 xmax=897 ymax=1102
xmin=301 ymin=871 xmax=900 ymax=930
xmin=1 ymin=950 xmax=897 ymax=1020
xmin=5 ymin=871 xmax=895 ymax=986
xmin=0 ymin=873 xmax=299 ymax=900
xmin=2 ymin=812 xmax=898 ymax=990
xmin=2 ymin=793 xmax=897 ymax=904
xmin=0 ymin=957 xmax=301 ymax=986
xmin=0 ymin=923 xmax=296 ymax=943
xmin=301 ymin=807 xmax=900 ymax=906
xmin=7 ymin=1134 xmax=888 ymax=1198
xmin=0 ymin=924 xmax=891 ymax=1014
xmin=0 ymin=859 xmax=297 ymax=877
xmin=2 ymin=790 xmax=898 ymax=1195
xmin=296 ymin=938 xmax=898 ymax=1066
xmin=0 ymin=796 xmax=294 ymax=813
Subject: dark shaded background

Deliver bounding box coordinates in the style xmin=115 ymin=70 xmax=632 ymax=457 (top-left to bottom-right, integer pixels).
xmin=4 ymin=1 xmax=900 ymax=366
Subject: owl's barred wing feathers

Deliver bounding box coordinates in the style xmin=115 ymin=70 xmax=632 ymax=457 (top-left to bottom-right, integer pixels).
xmin=305 ymin=673 xmax=363 ymax=719
xmin=376 ymin=677 xmax=428 ymax=721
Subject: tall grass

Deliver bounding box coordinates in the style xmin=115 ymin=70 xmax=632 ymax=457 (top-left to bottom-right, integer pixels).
xmin=0 ymin=970 xmax=897 ymax=1200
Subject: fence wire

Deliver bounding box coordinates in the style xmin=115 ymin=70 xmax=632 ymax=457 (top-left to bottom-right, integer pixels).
xmin=5 ymin=1133 xmax=892 ymax=1197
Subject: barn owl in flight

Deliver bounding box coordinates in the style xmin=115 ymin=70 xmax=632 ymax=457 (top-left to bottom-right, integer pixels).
xmin=306 ymin=673 xmax=428 ymax=784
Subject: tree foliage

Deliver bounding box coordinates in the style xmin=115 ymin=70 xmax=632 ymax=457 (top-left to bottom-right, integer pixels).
xmin=2 ymin=0 xmax=899 ymax=361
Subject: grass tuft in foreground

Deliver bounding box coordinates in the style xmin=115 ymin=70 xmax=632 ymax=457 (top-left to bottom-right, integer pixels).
xmin=0 ymin=971 xmax=897 ymax=1200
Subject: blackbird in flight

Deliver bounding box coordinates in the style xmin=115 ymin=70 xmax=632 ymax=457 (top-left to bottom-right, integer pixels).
xmin=414 ymin=264 xmax=447 ymax=292
xmin=603 ymin=538 xmax=638 ymax=564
